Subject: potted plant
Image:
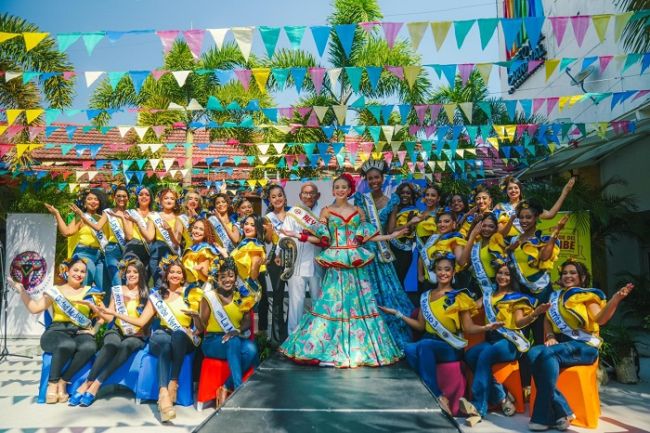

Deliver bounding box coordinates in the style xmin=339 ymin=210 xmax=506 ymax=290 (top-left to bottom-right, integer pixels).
xmin=600 ymin=325 xmax=639 ymax=384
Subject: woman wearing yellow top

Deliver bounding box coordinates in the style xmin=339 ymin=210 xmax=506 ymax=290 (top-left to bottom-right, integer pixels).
xmin=460 ymin=262 xmax=550 ymax=426
xmin=68 ymin=258 xmax=149 ymax=407
xmin=379 ymin=253 xmax=501 ymax=415
xmin=527 ymin=260 xmax=633 ymax=431
xmin=72 ymin=185 xmax=130 ymax=292
xmin=413 ymin=184 xmax=442 ymax=302
xmin=9 ymin=257 xmax=101 ymax=404
xmin=196 ymin=257 xmax=258 ymax=407
xmin=495 ymin=176 xmax=576 ymax=238
xmin=45 ymin=189 xmax=109 ymax=291
xmin=100 ymin=256 xmax=202 ymax=422
xmin=457 ymin=186 xmax=494 ymax=239
xmin=179 ymin=189 xmax=203 ymax=248
xmin=149 ymin=188 xmax=184 ymax=288
xmin=211 ymin=193 xmax=242 ymax=249
xmin=231 ymin=214 xmax=266 ymax=314
xmin=119 ymin=186 xmax=156 ymax=279
xmin=182 ymin=218 xmax=225 ymax=288
xmin=423 ymin=209 xmax=467 ymax=286
xmin=387 ymin=182 xmax=420 ymax=286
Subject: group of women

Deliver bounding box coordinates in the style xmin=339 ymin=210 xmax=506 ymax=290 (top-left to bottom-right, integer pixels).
xmin=9 ymin=158 xmax=633 ymax=431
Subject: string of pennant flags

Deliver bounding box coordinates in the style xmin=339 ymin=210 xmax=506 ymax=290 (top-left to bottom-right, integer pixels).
xmin=4 ymin=52 xmax=649 ymax=95
xmin=1 ymin=10 xmax=648 ymax=59
xmin=2 ymin=88 xmax=648 ymax=138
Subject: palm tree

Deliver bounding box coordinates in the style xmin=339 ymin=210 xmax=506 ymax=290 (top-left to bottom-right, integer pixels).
xmin=90 ymin=41 xmax=273 ymax=186
xmin=0 ymin=13 xmax=75 ymax=169
xmin=615 ymin=0 xmax=650 ymax=53
xmin=259 ymin=0 xmax=431 ymax=178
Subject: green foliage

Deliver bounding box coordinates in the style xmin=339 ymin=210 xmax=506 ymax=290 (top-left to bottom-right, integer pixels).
xmin=615 ymin=0 xmax=650 ymax=53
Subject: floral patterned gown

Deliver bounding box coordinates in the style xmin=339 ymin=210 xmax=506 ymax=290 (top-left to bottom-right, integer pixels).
xmin=279 ymin=210 xmax=403 ymax=368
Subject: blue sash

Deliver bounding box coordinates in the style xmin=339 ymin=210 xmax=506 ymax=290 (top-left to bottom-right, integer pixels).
xmin=149 ymin=290 xmax=201 ymax=346
xmin=362 ymin=193 xmax=395 ymax=263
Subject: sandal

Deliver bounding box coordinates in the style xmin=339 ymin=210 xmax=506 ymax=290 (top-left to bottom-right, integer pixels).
xmin=158 ymin=401 xmax=176 ymax=422
xmin=45 ymin=383 xmax=58 ymax=404
xmin=501 ymin=392 xmax=516 ymax=417
xmin=168 ymin=381 xmax=178 ymax=404
xmin=216 ymin=386 xmax=231 ymax=409
xmin=437 ymin=395 xmax=452 ymax=417
xmin=57 ymin=392 xmax=69 ymax=403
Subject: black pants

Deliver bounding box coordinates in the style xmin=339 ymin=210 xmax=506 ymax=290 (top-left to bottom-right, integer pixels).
xmin=259 ymin=260 xmax=287 ymax=342
xmin=392 ymin=247 xmax=413 ymax=287
xmin=87 ymin=330 xmax=145 ymax=383
xmin=149 ymin=329 xmax=194 ymax=388
xmin=41 ymin=322 xmax=97 ymax=383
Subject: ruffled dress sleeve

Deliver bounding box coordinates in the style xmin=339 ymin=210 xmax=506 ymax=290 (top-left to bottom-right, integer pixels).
xmin=444 ymin=290 xmax=479 ymax=331
xmin=416 ymin=215 xmax=437 ymax=238
xmin=231 ymin=239 xmax=267 ymax=280
xmin=495 ymin=292 xmax=537 ymax=330
xmin=185 ymin=286 xmax=204 ymax=312
xmin=520 ymin=231 xmax=560 ymax=271
xmin=562 ymin=289 xmax=606 ymax=333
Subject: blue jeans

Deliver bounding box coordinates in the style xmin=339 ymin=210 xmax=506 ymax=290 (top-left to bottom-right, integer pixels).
xmin=404 ymin=334 xmax=461 ymax=397
xmin=528 ymin=340 xmax=598 ymax=426
xmin=149 ymin=329 xmax=194 ymax=388
xmin=104 ymin=242 xmax=123 ymax=292
xmin=202 ymin=333 xmax=258 ymax=390
xmin=465 ymin=339 xmax=519 ymax=416
xmin=73 ymin=245 xmax=105 ymax=292
xmin=149 ymin=241 xmax=172 ymax=289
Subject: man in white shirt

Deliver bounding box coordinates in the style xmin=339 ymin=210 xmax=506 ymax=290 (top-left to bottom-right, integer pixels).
xmin=278 ymin=182 xmax=323 ymax=334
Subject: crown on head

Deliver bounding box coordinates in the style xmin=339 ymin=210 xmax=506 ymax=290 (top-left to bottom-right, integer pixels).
xmin=360 ymin=158 xmax=387 ymax=176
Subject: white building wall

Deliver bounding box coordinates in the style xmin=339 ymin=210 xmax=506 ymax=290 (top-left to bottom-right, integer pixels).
xmin=497 ymin=0 xmax=647 ymax=124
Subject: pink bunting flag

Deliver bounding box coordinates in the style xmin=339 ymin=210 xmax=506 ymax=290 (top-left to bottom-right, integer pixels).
xmin=279 ymin=107 xmax=293 ymax=118
xmin=29 ymin=126 xmax=44 ymax=141
xmin=429 ymin=104 xmax=442 ymax=120
xmin=527 ymin=124 xmax=539 ymax=138
xmin=359 ymin=21 xmax=380 ymax=33
xmin=397 ymin=150 xmax=407 ymax=165
xmin=458 ymin=63 xmax=474 ymax=85
xmin=183 ymin=30 xmax=205 ymax=59
xmin=549 ymin=17 xmax=569 ymax=46
xmin=297 ymin=107 xmax=311 ymax=117
xmin=309 ymin=67 xmax=326 ymax=95
xmin=152 ymin=125 xmax=166 ymax=138
xmin=532 ymin=98 xmax=545 ymax=114
xmin=515 ymin=124 xmax=526 ymax=139
xmin=385 ymin=66 xmax=404 ymax=80
xmin=570 ymin=16 xmax=590 ymax=48
xmin=361 ymin=141 xmax=374 ymax=153
xmin=599 ymin=55 xmax=613 ymax=73
xmin=383 ymin=151 xmax=393 ymax=166
xmin=424 ymin=125 xmax=436 ymax=138
xmin=156 ymin=30 xmax=180 ymax=53
xmin=408 ymin=125 xmax=420 ymax=135
xmin=285 ymin=155 xmax=295 ymax=167
xmin=414 ymin=105 xmax=428 ymax=124
xmin=546 ymin=97 xmax=559 ymax=115
xmin=151 ymin=70 xmax=166 ymax=81
xmin=382 ymin=22 xmax=403 ymax=48
xmin=346 ymin=140 xmax=359 ymax=154
xmin=5 ymin=125 xmax=23 ymax=140
xmin=632 ymin=89 xmax=650 ymax=101
xmin=306 ymin=110 xmax=319 ymax=127
xmin=234 ymin=69 xmax=252 ymax=91
xmin=527 ymin=60 xmax=543 ymax=73
xmin=62 ymin=71 xmax=76 ymax=80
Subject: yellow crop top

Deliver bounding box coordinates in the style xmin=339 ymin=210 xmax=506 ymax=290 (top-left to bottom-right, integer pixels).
xmin=204 ymin=296 xmax=244 ymax=333
xmin=490 ymin=291 xmax=536 ymax=330
xmin=232 ymin=238 xmax=267 ymax=277
xmin=511 ymin=232 xmax=560 ymax=277
xmin=423 ymin=290 xmax=477 ymax=336
xmin=548 ymin=288 xmax=606 ymax=334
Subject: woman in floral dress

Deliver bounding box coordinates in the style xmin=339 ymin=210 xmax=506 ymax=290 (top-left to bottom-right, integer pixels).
xmin=280 ymin=174 xmax=405 ymax=368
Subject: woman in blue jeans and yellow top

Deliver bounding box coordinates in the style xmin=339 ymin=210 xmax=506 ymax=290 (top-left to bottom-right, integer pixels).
xmin=379 ymin=253 xmax=502 ymax=415
xmin=196 ymin=257 xmax=259 ymax=407
xmin=9 ymin=257 xmax=102 ymax=404
xmin=72 ymin=185 xmax=130 ymax=294
xmin=387 ymin=182 xmax=420 ymax=286
xmin=527 ymin=260 xmax=633 ymax=431
xmin=45 ymin=189 xmax=109 ymax=291
xmin=69 ymin=258 xmax=149 ymax=407
xmin=149 ymin=188 xmax=184 ymax=288
xmin=413 ymin=184 xmax=442 ymax=303
xmin=101 ymin=256 xmax=202 ymax=422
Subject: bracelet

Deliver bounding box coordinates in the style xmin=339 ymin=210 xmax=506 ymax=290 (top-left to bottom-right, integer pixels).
xmin=299 ymin=233 xmax=309 ymax=242
xmin=395 ymin=311 xmax=404 ymax=319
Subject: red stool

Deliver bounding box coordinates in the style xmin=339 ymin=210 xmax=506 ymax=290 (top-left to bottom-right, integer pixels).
xmin=196 ymin=311 xmax=256 ymax=411
xmin=530 ymin=361 xmax=600 ymax=428
xmin=437 ymin=361 xmax=466 ymax=416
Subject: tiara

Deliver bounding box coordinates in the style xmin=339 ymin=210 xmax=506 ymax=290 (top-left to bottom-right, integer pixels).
xmin=360 ymin=158 xmax=387 ymax=176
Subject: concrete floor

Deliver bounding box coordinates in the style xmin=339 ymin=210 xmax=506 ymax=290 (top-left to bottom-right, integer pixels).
xmin=1 ymin=338 xmax=649 ymax=433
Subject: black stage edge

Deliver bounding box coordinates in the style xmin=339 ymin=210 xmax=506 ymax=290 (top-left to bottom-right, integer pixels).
xmin=194 ymin=353 xmax=461 ymax=433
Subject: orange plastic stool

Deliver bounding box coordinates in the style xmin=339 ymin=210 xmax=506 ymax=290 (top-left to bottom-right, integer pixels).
xmin=530 ymin=361 xmax=600 ymax=428
xmin=492 ymin=360 xmax=525 ymax=414
xmin=465 ymin=310 xmax=486 ymax=351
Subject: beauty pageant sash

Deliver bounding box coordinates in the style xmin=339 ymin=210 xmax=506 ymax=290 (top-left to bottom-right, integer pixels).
xmin=548 ymin=289 xmax=602 ymax=348
xmin=420 ymin=291 xmax=467 ymax=349
xmin=149 ymin=290 xmax=201 ymax=346
xmin=362 ymin=193 xmax=395 ymax=263
xmin=44 ymin=286 xmax=92 ymax=329
xmin=111 ymin=285 xmax=138 ymax=336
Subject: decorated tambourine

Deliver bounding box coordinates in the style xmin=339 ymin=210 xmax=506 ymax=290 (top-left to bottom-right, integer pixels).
xmin=10 ymin=251 xmax=47 ymax=294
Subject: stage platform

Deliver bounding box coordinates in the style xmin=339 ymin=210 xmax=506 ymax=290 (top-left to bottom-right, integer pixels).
xmin=194 ymin=354 xmax=460 ymax=433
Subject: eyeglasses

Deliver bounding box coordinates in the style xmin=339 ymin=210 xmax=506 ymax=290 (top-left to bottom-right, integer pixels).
xmin=301 ymin=191 xmax=318 ymax=196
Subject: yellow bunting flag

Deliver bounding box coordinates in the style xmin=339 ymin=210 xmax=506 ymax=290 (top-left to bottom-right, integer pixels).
xmin=614 ymin=12 xmax=633 ymax=42
xmin=430 ymin=21 xmax=452 ymax=50
xmin=597 ymin=122 xmax=608 ymax=138
xmin=251 ymin=68 xmax=271 ymax=93
xmin=25 ymin=109 xmax=44 ymax=124
xmin=15 ymin=144 xmax=30 ymax=158
xmin=459 ymin=102 xmax=473 ymax=123
xmin=332 ymin=105 xmax=347 ymax=124
xmin=23 ymin=32 xmax=48 ymax=51
xmin=403 ymin=65 xmax=421 ymax=89
xmin=0 ymin=32 xmax=20 ymax=44
xmin=476 ymin=63 xmax=492 ymax=84
xmin=487 ymin=137 xmax=500 ymax=150
xmin=545 ymin=59 xmax=560 ymax=81
xmin=442 ymin=103 xmax=456 ymax=121
xmin=247 ymin=179 xmax=257 ymax=189
xmin=6 ymin=109 xmax=22 ymax=126
xmin=258 ymin=178 xmax=269 ymax=187
xmin=592 ymin=15 xmax=611 ymax=44
xmin=0 ymin=126 xmax=7 ymax=135
xmin=406 ymin=22 xmax=428 ymax=50
xmin=558 ymin=96 xmax=570 ymax=112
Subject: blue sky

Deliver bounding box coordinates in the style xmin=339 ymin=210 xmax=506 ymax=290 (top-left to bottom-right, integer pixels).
xmin=2 ymin=0 xmax=503 ymax=124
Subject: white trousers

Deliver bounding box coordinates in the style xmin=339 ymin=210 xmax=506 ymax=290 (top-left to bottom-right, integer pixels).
xmin=287 ymin=273 xmax=322 ymax=334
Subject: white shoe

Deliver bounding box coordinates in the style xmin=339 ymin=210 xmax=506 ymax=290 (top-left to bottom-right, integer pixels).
xmin=554 ymin=415 xmax=574 ymax=431
xmin=528 ymin=422 xmax=550 ymax=431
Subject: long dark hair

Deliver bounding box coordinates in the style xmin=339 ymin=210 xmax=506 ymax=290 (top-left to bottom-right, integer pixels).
xmin=559 ymin=259 xmax=591 ymax=287
xmin=242 ymin=214 xmax=265 ymax=243
xmin=120 ymin=257 xmax=149 ymax=306
xmin=78 ymin=188 xmax=108 ymax=213
xmin=264 ymin=184 xmax=287 ymax=210
xmin=157 ymin=256 xmax=186 ymax=298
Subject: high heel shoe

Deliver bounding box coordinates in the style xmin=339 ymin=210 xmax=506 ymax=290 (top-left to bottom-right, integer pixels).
xmin=168 ymin=382 xmax=178 ymax=404
xmin=158 ymin=401 xmax=176 ymax=422
xmin=57 ymin=392 xmax=69 ymax=404
xmin=79 ymin=392 xmax=96 ymax=407
xmin=216 ymin=386 xmax=231 ymax=409
xmin=68 ymin=392 xmax=84 ymax=407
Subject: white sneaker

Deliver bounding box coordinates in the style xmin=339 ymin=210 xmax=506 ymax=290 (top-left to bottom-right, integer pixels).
xmin=528 ymin=422 xmax=550 ymax=431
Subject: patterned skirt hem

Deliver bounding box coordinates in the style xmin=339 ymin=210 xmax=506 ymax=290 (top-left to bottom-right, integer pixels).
xmin=278 ymin=349 xmax=402 ymax=369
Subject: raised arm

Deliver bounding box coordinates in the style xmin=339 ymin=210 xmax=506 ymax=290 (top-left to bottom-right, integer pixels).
xmin=71 ymin=204 xmax=107 ymax=232
xmin=540 ymin=177 xmax=576 ymax=220
xmin=592 ymin=283 xmax=634 ymax=325
xmin=8 ymin=280 xmax=52 ymax=314
xmin=45 ymin=203 xmax=79 ymax=237
xmin=539 ymin=214 xmax=569 ymax=262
